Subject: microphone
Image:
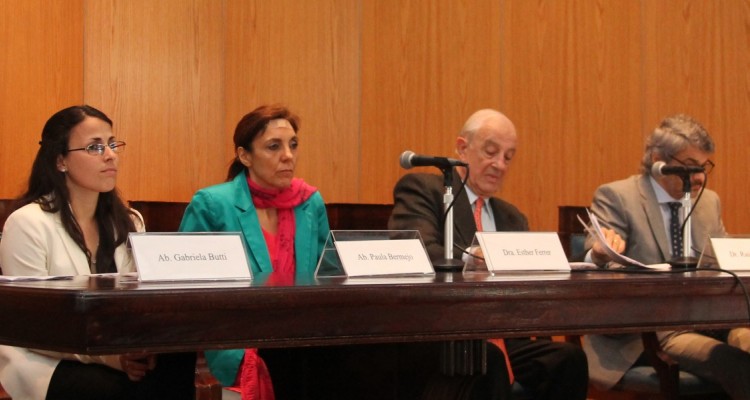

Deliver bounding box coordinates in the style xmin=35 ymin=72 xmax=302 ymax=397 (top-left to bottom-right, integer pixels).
xmin=651 ymin=161 xmax=704 ymax=178
xmin=399 ymin=150 xmax=467 ymax=169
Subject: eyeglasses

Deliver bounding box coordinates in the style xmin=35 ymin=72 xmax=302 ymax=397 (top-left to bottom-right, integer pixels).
xmin=669 ymin=155 xmax=715 ymax=174
xmin=68 ymin=141 xmax=126 ymax=156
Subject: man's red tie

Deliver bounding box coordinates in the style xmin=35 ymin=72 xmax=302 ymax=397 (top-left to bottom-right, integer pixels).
xmin=473 ymin=197 xmax=485 ymax=232
xmin=474 ymin=198 xmax=514 ymax=384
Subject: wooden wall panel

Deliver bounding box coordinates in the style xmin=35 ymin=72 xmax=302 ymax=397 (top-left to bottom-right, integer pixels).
xmin=2 ymin=0 xmax=750 ymax=233
xmin=0 ymin=0 xmax=83 ymax=198
xmin=224 ymin=0 xmax=361 ymax=202
xmin=360 ymin=0 xmax=502 ymax=203
xmin=84 ymin=0 xmax=225 ymax=202
xmin=641 ymin=0 xmax=750 ymax=233
xmin=499 ymin=0 xmax=643 ymax=231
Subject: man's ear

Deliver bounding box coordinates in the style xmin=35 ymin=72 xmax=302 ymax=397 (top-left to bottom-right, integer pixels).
xmin=651 ymin=153 xmax=665 ymax=164
xmin=455 ymin=137 xmax=468 ymax=157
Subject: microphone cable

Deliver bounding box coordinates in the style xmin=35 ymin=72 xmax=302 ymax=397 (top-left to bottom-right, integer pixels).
xmin=440 ymin=166 xmax=471 ymax=247
xmin=712 ymin=267 xmax=750 ymax=323
xmin=453 ymin=243 xmax=485 ymax=262
xmin=461 ymin=241 xmax=750 ymax=325
xmin=577 ymin=263 xmax=750 ymax=325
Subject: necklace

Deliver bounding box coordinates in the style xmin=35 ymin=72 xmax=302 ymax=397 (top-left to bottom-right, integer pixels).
xmin=68 ymin=202 xmax=99 ymax=270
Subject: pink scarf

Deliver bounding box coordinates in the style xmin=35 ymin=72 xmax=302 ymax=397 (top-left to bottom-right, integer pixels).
xmin=238 ymin=349 xmax=275 ymax=400
xmin=237 ymin=177 xmax=317 ymax=400
xmin=246 ymin=176 xmax=317 ymax=279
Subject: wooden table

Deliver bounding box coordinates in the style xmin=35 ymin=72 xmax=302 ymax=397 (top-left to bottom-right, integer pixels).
xmin=0 ymin=270 xmax=748 ymax=355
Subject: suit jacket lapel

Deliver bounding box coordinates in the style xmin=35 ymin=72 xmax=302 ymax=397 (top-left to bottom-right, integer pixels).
xmin=56 ymin=222 xmax=91 ymax=275
xmin=232 ymin=175 xmax=273 ymax=273
xmin=688 ymin=195 xmax=715 ymax=252
xmin=450 ymin=173 xmax=480 ymax=249
xmin=691 ymin=209 xmax=706 ymax=254
xmin=294 ymin=200 xmax=317 ymax=274
xmin=487 ymin=198 xmax=517 ymax=231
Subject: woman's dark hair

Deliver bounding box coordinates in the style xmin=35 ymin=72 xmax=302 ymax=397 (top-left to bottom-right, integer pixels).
xmin=226 ymin=104 xmax=300 ymax=180
xmin=14 ymin=105 xmax=136 ymax=273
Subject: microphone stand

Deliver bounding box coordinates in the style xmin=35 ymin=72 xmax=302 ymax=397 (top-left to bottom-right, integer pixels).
xmin=669 ymin=175 xmax=699 ymax=269
xmin=432 ymin=167 xmax=466 ymax=272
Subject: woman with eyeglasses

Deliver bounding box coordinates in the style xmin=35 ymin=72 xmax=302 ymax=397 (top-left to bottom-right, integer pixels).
xmin=0 ymin=105 xmax=196 ymax=400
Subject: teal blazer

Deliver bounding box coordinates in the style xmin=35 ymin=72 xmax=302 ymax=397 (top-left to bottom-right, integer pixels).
xmin=178 ymin=171 xmax=330 ymax=386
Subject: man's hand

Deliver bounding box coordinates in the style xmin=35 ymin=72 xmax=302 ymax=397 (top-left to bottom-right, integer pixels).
xmin=467 ymin=245 xmax=486 ymax=267
xmin=591 ymin=228 xmax=626 ymax=265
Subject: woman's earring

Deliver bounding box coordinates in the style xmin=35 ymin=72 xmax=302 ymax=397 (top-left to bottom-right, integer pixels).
xmin=60 ymin=167 xmax=67 ymax=173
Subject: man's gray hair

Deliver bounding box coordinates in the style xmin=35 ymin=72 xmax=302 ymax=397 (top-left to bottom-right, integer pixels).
xmin=641 ymin=114 xmax=715 ymax=175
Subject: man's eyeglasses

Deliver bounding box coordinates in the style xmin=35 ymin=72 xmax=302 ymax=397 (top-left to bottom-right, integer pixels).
xmin=670 ymin=155 xmax=715 ymax=174
xmin=68 ymin=141 xmax=126 ymax=156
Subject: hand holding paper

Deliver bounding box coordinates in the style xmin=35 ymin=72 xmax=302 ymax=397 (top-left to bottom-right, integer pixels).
xmin=578 ymin=210 xmax=670 ymax=270
xmin=592 ymin=226 xmax=626 ymax=264
xmin=577 ymin=211 xmax=631 ymax=263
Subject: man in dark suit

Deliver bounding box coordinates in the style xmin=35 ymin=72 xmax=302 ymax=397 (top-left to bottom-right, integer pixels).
xmin=388 ymin=109 xmax=589 ymax=400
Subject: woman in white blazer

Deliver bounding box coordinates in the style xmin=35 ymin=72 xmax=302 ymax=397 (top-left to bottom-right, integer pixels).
xmin=0 ymin=105 xmax=195 ymax=400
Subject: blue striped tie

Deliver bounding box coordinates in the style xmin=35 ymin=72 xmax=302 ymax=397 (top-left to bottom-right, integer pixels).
xmin=668 ymin=202 xmax=683 ymax=256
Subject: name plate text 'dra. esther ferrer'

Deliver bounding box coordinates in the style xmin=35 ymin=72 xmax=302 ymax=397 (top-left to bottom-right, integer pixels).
xmin=473 ymin=232 xmax=570 ymax=273
xmin=129 ymin=232 xmax=252 ymax=281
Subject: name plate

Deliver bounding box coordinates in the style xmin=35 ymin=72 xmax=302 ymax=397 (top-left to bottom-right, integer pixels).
xmin=129 ymin=232 xmax=252 ymax=281
xmin=475 ymin=232 xmax=569 ymax=272
xmin=709 ymin=237 xmax=750 ymax=271
xmin=334 ymin=238 xmax=433 ymax=277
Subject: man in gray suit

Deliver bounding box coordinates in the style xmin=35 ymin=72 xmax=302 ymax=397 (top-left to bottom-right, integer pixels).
xmin=389 ymin=109 xmax=588 ymax=400
xmin=583 ymin=114 xmax=750 ymax=398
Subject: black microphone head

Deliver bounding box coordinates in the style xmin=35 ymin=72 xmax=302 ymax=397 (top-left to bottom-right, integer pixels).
xmin=651 ymin=160 xmax=667 ymax=178
xmin=400 ymin=150 xmax=415 ymax=169
xmin=651 ymin=160 xmax=704 ymax=177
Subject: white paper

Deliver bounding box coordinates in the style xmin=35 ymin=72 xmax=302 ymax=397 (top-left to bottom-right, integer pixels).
xmin=578 ymin=210 xmax=670 ymax=270
xmin=569 ymin=262 xmax=598 ymax=271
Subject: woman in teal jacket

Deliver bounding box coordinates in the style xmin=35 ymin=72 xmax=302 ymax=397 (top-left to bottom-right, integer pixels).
xmin=179 ymin=105 xmax=329 ymax=399
xmin=178 ymin=168 xmax=328 ymax=278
